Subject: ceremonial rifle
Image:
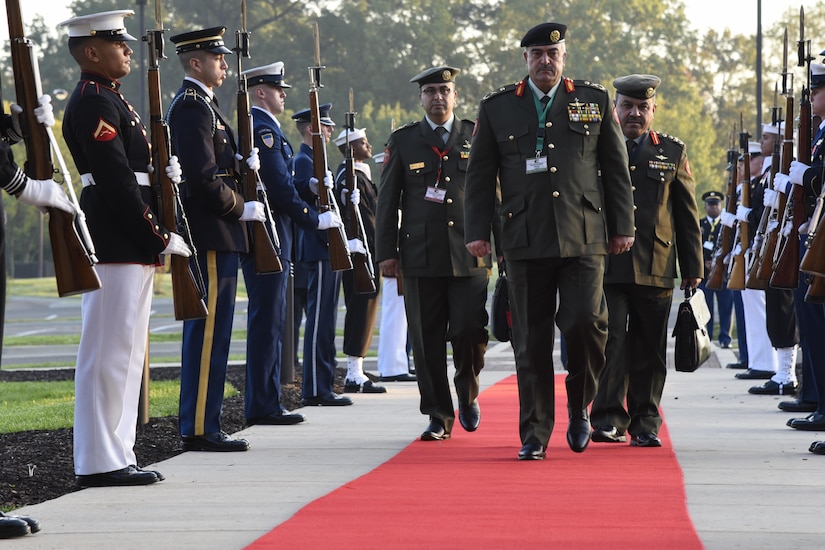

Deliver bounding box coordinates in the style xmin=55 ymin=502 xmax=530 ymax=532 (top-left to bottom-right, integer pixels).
xmin=706 ymin=130 xmax=738 ymax=290
xmin=236 ymin=0 xmax=283 ymax=274
xmin=5 ymin=0 xmax=101 ymax=296
xmin=727 ymin=116 xmax=750 ymax=290
xmin=342 ymin=88 xmax=376 ymax=292
xmin=144 ymin=0 xmax=207 ymax=320
xmin=309 ymin=22 xmax=352 ymax=272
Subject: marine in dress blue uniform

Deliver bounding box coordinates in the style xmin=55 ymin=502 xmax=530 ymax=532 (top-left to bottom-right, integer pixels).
xmin=239 ymin=62 xmax=324 ymax=424
xmin=61 ymin=10 xmax=189 ymax=485
xmin=168 ymin=27 xmax=259 ymax=451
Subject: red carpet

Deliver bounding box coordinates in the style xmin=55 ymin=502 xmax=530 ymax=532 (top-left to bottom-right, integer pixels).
xmin=248 ymin=375 xmax=702 ymax=549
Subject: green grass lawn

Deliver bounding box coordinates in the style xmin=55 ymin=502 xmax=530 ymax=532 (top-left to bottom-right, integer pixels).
xmin=0 ymin=379 xmax=238 ymax=434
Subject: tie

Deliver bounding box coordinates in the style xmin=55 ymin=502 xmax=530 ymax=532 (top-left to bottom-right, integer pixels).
xmin=540 ymin=95 xmax=550 ymax=108
xmin=435 ymin=126 xmax=449 ymax=144
xmin=211 ymin=94 xmax=220 ymax=109
xmin=626 ymin=139 xmax=636 ymax=158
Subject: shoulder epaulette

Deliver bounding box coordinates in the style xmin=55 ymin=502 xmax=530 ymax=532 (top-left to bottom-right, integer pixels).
xmin=392 ymin=120 xmax=420 ymax=133
xmin=573 ymin=79 xmax=607 ymax=92
xmin=166 ymin=87 xmax=217 ymax=136
xmin=655 ymin=131 xmax=685 ymax=147
xmin=481 ymin=82 xmax=519 ymax=102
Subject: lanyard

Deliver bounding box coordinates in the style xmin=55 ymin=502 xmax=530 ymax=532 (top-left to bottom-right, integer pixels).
xmin=532 ymin=92 xmax=554 ymax=157
xmin=430 ymin=145 xmax=451 ymax=187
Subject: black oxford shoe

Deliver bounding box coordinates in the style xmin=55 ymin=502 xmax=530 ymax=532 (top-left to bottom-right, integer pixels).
xmin=725 ymin=361 xmax=748 ymax=369
xmin=778 ymin=399 xmax=818 ymax=413
xmin=591 ymin=425 xmax=627 ymax=443
xmin=787 ymin=413 xmax=825 ymax=431
xmin=0 ymin=512 xmax=39 ymax=535
xmin=809 ymin=441 xmax=825 ymax=454
xmin=630 ymin=432 xmax=662 ymax=447
xmin=247 ymin=409 xmax=306 ymax=425
xmin=76 ymin=465 xmax=159 ymax=487
xmin=748 ymin=380 xmax=798 ymax=395
xmin=420 ymin=420 xmax=450 ymax=441
xmin=181 ymin=431 xmax=250 ymax=452
xmin=344 ymin=379 xmax=387 ymax=393
xmin=0 ymin=516 xmax=30 ymax=539
xmin=379 ymin=373 xmax=417 ymax=382
xmin=458 ymin=399 xmax=481 ymax=432
xmin=735 ymin=369 xmax=774 ymax=380
xmin=302 ymin=393 xmax=354 ymax=406
xmin=132 ymin=465 xmax=165 ymax=481
xmin=518 ymin=441 xmax=546 ymax=460
xmin=567 ymin=409 xmax=591 ymax=453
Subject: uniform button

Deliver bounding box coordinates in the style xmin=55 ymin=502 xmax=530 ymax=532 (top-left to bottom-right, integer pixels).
xmin=303 ymin=207 xmax=308 ymax=214
xmin=550 ymin=166 xmax=557 ymax=173
xmin=155 ymin=225 xmax=160 ymax=230
xmin=446 ymin=198 xmax=453 ymax=204
xmin=443 ymin=155 xmax=449 ymax=161
xmin=163 ymin=233 xmax=169 ymax=239
xmin=130 ymin=121 xmax=136 ymax=126
xmin=548 ymin=143 xmax=555 ymax=149
xmin=631 ymin=186 xmax=636 ymax=191
xmin=508 ymin=212 xmax=514 ymax=218
xmin=552 ymin=191 xmax=560 ymax=197
xmin=583 ymin=124 xmax=589 ymax=129
xmin=448 ymin=221 xmax=455 ymax=227
xmin=633 ymin=205 xmax=638 ymax=211
xmin=585 ymin=131 xmax=590 ymax=136
xmin=660 ymin=177 xmax=665 ymax=182
xmin=508 ymin=135 xmax=515 ymax=141
xmin=630 ymin=166 xmax=636 ymax=172
xmin=444 ymin=176 xmax=451 ymax=182
xmin=546 ymin=122 xmax=552 ymax=128
xmin=147 ymin=213 xmax=153 ymax=219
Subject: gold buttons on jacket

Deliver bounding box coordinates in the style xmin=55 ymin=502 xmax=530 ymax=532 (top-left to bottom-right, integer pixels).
xmin=508 ymin=135 xmax=515 ymax=141
xmin=448 ymin=221 xmax=455 ymax=227
xmin=507 ymin=212 xmax=514 ymax=218
xmin=552 ymin=191 xmax=560 ymax=197
xmin=550 ymin=167 xmax=557 ymax=173
xmin=630 ymin=166 xmax=636 ymax=172
xmin=446 ymin=198 xmax=453 ymax=204
xmin=444 ymin=176 xmax=451 ymax=182
xmin=548 ymin=143 xmax=555 ymax=149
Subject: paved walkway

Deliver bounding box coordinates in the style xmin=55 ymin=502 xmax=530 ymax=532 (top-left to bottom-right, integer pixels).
xmin=8 ymin=342 xmax=825 ymax=549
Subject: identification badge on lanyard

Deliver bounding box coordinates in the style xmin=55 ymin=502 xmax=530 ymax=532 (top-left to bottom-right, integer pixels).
xmin=425 ymin=186 xmax=447 ymax=203
xmin=526 ymin=155 xmax=548 ymax=174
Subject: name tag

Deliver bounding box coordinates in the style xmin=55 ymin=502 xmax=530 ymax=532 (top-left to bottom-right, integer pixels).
xmin=526 ymin=156 xmax=548 ymax=174
xmin=425 ymin=186 xmax=447 ymax=203
xmin=409 ymin=162 xmax=425 ymax=170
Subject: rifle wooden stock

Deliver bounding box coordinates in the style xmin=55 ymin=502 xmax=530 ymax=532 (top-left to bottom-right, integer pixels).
xmin=6 ymin=0 xmax=100 ymax=297
xmin=706 ymin=146 xmax=738 ymax=290
xmin=727 ymin=124 xmax=750 ymax=291
xmin=146 ymin=36 xmax=207 ymax=320
xmin=805 ymin=273 xmax=825 ymax=303
xmin=343 ymin=152 xmax=376 ymax=292
xmin=801 ymin=192 xmax=825 ymax=275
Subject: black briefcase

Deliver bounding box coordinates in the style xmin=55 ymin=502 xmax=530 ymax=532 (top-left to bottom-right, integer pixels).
xmin=672 ymin=288 xmax=712 ymax=372
xmin=490 ymin=264 xmax=511 ymax=342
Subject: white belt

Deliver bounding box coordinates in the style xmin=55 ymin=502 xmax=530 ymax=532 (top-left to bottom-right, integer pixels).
xmin=81 ymin=172 xmax=151 ymax=188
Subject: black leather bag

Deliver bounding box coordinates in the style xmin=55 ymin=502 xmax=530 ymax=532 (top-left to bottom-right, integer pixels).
xmin=490 ymin=264 xmax=511 ymax=342
xmin=672 ymin=287 xmax=712 ymax=372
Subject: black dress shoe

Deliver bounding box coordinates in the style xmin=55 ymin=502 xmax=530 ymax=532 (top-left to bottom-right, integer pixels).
xmin=809 ymin=441 xmax=825 ymax=454
xmin=591 ymin=425 xmax=627 ymax=443
xmin=725 ymin=361 xmax=748 ymax=369
xmin=458 ymin=400 xmax=481 ymax=432
xmin=0 ymin=512 xmax=39 ymax=534
xmin=344 ymin=379 xmax=387 ymax=393
xmin=778 ymin=399 xmax=818 ymax=413
xmin=132 ymin=465 xmax=165 ymax=482
xmin=420 ymin=420 xmax=450 ymax=441
xmin=735 ymin=369 xmax=774 ymax=380
xmin=630 ymin=432 xmax=662 ymax=447
xmin=76 ymin=465 xmax=159 ymax=487
xmin=181 ymin=431 xmax=250 ymax=452
xmin=301 ymin=393 xmax=354 ymax=406
xmin=787 ymin=413 xmax=825 ymax=431
xmin=0 ymin=516 xmax=30 ymax=539
xmin=748 ymin=380 xmax=798 ymax=395
xmin=379 ymin=373 xmax=417 ymax=382
xmin=247 ymin=409 xmax=306 ymax=425
xmin=518 ymin=441 xmax=546 ymax=460
xmin=566 ymin=409 xmax=591 ymax=453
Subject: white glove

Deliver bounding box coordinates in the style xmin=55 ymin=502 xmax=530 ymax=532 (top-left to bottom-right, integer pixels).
xmin=235 ymin=147 xmax=261 ymax=172
xmin=317 ymin=210 xmax=343 ymax=230
xmin=309 ymin=170 xmax=334 ymax=195
xmin=772 ymin=172 xmax=791 ymax=193
xmin=763 ymin=188 xmax=779 ymax=209
xmin=781 ymin=220 xmax=794 ymax=237
xmin=720 ymin=211 xmax=737 ymax=228
xmin=731 ymin=243 xmax=742 ymax=256
xmin=347 ymin=238 xmax=367 ymax=255
xmin=789 ymin=160 xmax=809 ymax=185
xmin=735 ymin=205 xmax=752 ymax=222
xmin=342 ymin=187 xmax=361 ymax=206
xmin=18 ymin=179 xmax=75 ymax=213
xmin=240 ymin=200 xmax=266 ymax=222
xmin=766 ymin=219 xmax=779 ymax=233
xmin=8 ymin=103 xmax=23 ymax=140
xmin=34 ymin=94 xmax=54 ymax=127
xmin=799 ymin=219 xmax=812 ymax=235
xmin=161 ymin=232 xmax=191 ymax=257
xmin=166 ymin=155 xmax=182 ymax=184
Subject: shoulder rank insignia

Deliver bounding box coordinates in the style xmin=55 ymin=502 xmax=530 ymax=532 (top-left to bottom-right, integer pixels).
xmin=564 ymin=77 xmax=575 ymax=93
xmin=394 ymin=120 xmax=419 ymax=133
xmin=576 ymin=80 xmax=606 ymax=92
xmin=93 ymin=117 xmax=117 ymax=142
xmin=650 ymin=130 xmax=660 ymax=146
xmin=261 ymin=131 xmax=276 ymax=149
xmin=483 ymin=82 xmax=518 ymax=101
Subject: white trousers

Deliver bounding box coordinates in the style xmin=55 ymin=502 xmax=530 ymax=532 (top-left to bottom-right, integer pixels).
xmin=74 ymin=263 xmax=154 ymax=475
xmin=741 ymin=288 xmax=778 ymax=373
xmin=377 ymin=277 xmax=409 ymax=377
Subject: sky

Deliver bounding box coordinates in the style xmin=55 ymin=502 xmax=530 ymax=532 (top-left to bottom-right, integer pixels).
xmin=0 ymin=1 xmax=802 ymax=42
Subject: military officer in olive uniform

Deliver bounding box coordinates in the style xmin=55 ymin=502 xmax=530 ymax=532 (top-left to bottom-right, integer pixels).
xmin=168 ymin=27 xmax=265 ymax=452
xmin=589 ymin=74 xmax=702 ymax=448
xmin=60 ymin=10 xmax=191 ymax=485
xmin=464 ymin=23 xmax=635 ymax=460
xmin=376 ymin=66 xmax=492 ymax=441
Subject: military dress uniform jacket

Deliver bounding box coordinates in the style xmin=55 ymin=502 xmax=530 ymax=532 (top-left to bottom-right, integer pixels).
xmin=802 ymin=124 xmax=825 ymax=211
xmin=376 ymin=117 xmax=492 ymax=277
xmin=62 ymin=71 xmax=170 ymax=264
xmin=252 ymin=106 xmax=318 ymax=260
xmin=464 ymin=77 xmax=635 ymax=258
xmin=167 ymin=80 xmax=247 ymax=253
xmin=293 ymin=143 xmax=332 ymax=263
xmin=334 ymin=160 xmax=378 ymax=256
xmin=604 ymin=130 xmax=702 ymax=287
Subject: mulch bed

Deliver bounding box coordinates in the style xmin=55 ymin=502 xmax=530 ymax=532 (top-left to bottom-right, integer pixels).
xmin=0 ymin=364 xmax=340 ymax=510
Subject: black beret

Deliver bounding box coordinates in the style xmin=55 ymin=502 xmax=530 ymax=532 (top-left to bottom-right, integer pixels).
xmin=170 ymin=26 xmax=233 ymax=55
xmin=410 ymin=66 xmax=461 ymax=86
xmin=520 ymin=23 xmax=566 ymax=47
xmin=613 ymin=74 xmax=661 ymax=100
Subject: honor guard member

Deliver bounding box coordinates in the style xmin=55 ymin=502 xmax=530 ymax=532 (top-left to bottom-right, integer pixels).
xmin=464 ymin=23 xmax=635 ymax=460
xmin=240 ymin=62 xmax=341 ymax=424
xmin=333 ymin=127 xmax=386 ymax=393
xmin=60 ymin=10 xmax=191 ymax=485
xmin=698 ymin=191 xmax=734 ymax=349
xmin=291 ymin=103 xmax=352 ymax=406
xmin=776 ymin=63 xmax=825 ymax=444
xmin=376 ymin=66 xmax=492 ymax=441
xmin=168 ymin=26 xmax=264 ymax=451
xmin=589 ymin=74 xmax=702 ymax=448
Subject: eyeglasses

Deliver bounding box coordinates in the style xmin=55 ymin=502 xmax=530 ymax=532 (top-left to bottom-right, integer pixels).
xmin=421 ymin=85 xmax=454 ymax=97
